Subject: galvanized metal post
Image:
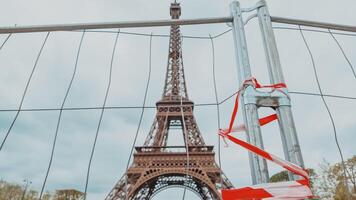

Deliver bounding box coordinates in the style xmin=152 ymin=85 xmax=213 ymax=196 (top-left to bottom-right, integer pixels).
xmin=257 ymin=0 xmax=305 ymax=179
xmin=230 ymin=1 xmax=269 ymax=184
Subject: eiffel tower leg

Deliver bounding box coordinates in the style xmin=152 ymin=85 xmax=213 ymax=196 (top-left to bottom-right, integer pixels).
xmin=230 ymin=1 xmax=269 ymax=184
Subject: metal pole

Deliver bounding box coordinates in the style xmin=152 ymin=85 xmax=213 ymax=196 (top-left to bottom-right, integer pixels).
xmin=0 ymin=17 xmax=232 ymax=34
xmin=257 ymin=0 xmax=304 ymax=180
xmin=271 ymin=16 xmax=356 ymax=33
xmin=230 ymin=1 xmax=269 ymax=185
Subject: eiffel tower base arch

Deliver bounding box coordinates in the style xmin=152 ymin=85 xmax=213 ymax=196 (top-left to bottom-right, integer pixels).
xmin=105 ymin=147 xmax=232 ymax=200
xmin=130 ymin=171 xmax=219 ymax=199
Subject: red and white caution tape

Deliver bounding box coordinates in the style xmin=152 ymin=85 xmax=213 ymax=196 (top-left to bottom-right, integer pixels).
xmin=221 ymin=179 xmax=313 ymax=199
xmin=220 ymin=78 xmax=314 ymax=199
xmin=220 ymin=77 xmax=286 ymax=136
xmin=219 ymin=114 xmax=278 ymax=134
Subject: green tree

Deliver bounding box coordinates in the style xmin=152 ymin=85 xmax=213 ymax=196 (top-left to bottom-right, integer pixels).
xmin=269 ymin=168 xmax=316 ymax=185
xmin=54 ymin=189 xmax=84 ymax=200
xmin=0 ymin=179 xmax=85 ymax=200
xmin=0 ymin=179 xmax=38 ymax=200
xmin=269 ymin=170 xmax=289 ymax=183
xmin=42 ymin=191 xmax=52 ymax=200
xmin=314 ymin=156 xmax=356 ymax=199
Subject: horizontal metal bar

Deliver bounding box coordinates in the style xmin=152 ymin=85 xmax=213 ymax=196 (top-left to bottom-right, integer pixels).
xmin=0 ymin=17 xmax=233 ymax=34
xmin=2 ymin=15 xmax=354 ymax=34
xmin=271 ymin=16 xmax=356 ymax=33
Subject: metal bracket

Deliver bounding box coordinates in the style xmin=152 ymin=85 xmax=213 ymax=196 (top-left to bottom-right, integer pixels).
xmin=241 ymin=1 xmax=265 ymax=13
xmin=242 ymin=85 xmax=291 ymax=107
xmin=244 ymin=13 xmax=257 ymax=25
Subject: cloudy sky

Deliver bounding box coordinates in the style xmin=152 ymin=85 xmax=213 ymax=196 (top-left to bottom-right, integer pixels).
xmin=0 ymin=0 xmax=355 ymax=199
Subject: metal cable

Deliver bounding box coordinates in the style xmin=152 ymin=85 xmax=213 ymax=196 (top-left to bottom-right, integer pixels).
xmin=218 ymin=91 xmax=238 ymax=105
xmin=181 ymin=188 xmax=187 ymax=200
xmin=39 ymin=31 xmax=85 ymax=199
xmin=0 ymin=91 xmax=354 ymax=113
xmin=273 ymin=26 xmax=356 ymax=37
xmin=124 ymin=33 xmax=153 ymax=198
xmin=73 ymin=30 xmax=170 ymax=38
xmin=328 ymin=29 xmax=356 ymax=79
xmin=180 ymin=95 xmax=189 ymax=200
xmin=212 ymin=29 xmax=232 ymax=39
xmin=289 ymin=91 xmax=356 ymax=100
xmin=209 ymin=34 xmax=223 ymax=189
xmin=0 ymin=34 xmax=11 ymax=50
xmin=0 ymin=106 xmax=155 ymax=112
xmin=74 ymin=25 xmax=356 ymax=40
xmin=299 ymin=25 xmax=351 ymax=198
xmin=83 ymin=30 xmax=120 ymax=199
xmin=0 ymin=32 xmax=50 ymax=152
xmin=180 ymin=35 xmax=189 ymax=200
xmin=72 ymin=28 xmax=232 ymax=40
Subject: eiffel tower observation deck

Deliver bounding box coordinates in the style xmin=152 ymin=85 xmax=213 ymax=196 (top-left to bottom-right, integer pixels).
xmin=105 ymin=1 xmax=232 ymax=200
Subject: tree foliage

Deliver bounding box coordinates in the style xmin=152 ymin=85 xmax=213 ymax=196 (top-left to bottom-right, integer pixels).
xmin=314 ymin=156 xmax=356 ymax=199
xmin=269 ymin=170 xmax=289 ymax=183
xmin=269 ymin=168 xmax=316 ymax=185
xmin=54 ymin=189 xmax=84 ymax=200
xmin=0 ymin=180 xmax=83 ymax=200
xmin=0 ymin=180 xmax=40 ymax=200
xmin=270 ymin=155 xmax=356 ymax=199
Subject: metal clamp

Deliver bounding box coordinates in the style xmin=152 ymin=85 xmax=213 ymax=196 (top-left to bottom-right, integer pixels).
xmin=241 ymin=0 xmax=265 ymax=13
xmin=244 ymin=13 xmax=257 ymax=25
xmin=242 ymin=85 xmax=291 ymax=107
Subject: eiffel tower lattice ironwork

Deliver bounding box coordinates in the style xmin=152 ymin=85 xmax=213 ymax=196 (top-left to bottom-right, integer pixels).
xmin=105 ymin=2 xmax=233 ymax=200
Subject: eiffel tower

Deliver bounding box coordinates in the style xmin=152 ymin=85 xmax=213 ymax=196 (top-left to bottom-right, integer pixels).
xmin=105 ymin=2 xmax=233 ymax=199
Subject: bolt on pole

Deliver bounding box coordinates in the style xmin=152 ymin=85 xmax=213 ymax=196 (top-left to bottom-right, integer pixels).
xmin=230 ymin=1 xmax=269 ymax=185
